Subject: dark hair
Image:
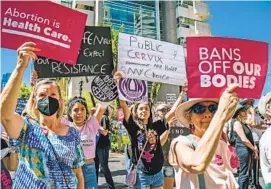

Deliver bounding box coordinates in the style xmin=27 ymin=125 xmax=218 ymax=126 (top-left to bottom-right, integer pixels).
xmin=104 ymin=107 xmax=109 ymax=116
xmin=132 ymin=103 xmax=153 ymax=127
xmin=67 ymin=97 xmax=89 ymax=122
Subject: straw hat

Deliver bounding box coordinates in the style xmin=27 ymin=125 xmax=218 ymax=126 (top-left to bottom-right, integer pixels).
xmin=175 ymin=98 xmax=218 ymax=127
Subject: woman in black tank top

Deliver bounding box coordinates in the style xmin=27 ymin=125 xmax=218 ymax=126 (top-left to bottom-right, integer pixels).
xmin=233 ymin=104 xmax=258 ymax=189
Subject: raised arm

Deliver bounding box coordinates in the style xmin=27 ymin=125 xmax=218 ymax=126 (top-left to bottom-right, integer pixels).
xmin=113 ymin=71 xmax=131 ymax=122
xmin=94 ymin=104 xmax=107 ymax=124
xmin=165 ymin=81 xmax=187 ymax=124
xmin=172 ymin=84 xmax=239 ymax=174
xmin=0 ymin=42 xmax=39 ymax=139
xmin=160 ymin=117 xmax=177 ymax=146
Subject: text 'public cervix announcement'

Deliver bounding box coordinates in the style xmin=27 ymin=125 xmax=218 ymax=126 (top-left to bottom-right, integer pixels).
xmin=34 ymin=26 xmax=114 ymax=78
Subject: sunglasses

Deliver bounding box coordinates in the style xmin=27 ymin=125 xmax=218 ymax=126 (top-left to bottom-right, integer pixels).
xmin=191 ymin=103 xmax=218 ymax=114
xmin=36 ymin=78 xmax=57 ymax=84
xmin=158 ymin=108 xmax=170 ymax=113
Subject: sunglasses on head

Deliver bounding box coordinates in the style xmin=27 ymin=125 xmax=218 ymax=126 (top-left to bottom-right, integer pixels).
xmin=158 ymin=107 xmax=170 ymax=113
xmin=191 ymin=103 xmax=218 ymax=114
xmin=36 ymin=78 xmax=57 ymax=84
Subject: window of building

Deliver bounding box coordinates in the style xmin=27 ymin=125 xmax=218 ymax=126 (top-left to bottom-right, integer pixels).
xmin=76 ymin=4 xmax=94 ymax=11
xmin=176 ymin=0 xmax=193 ymax=8
xmin=61 ymin=0 xmax=73 ymax=8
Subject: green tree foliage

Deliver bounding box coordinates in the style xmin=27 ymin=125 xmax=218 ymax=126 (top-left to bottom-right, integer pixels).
xmin=151 ymin=82 xmax=161 ymax=105
xmin=19 ymin=83 xmax=31 ymax=99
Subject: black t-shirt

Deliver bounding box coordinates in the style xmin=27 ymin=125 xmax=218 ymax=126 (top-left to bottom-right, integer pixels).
xmin=123 ymin=115 xmax=168 ymax=175
xmin=97 ymin=115 xmax=111 ymax=148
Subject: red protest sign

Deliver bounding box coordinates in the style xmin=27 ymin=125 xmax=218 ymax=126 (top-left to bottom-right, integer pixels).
xmin=1 ymin=1 xmax=87 ymax=65
xmin=187 ymin=37 xmax=268 ymax=99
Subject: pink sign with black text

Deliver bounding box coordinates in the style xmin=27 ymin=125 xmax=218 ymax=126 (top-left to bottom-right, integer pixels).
xmin=1 ymin=1 xmax=87 ymax=65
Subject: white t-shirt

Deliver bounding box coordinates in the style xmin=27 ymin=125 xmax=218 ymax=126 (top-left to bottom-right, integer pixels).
xmin=251 ymin=128 xmax=262 ymax=142
xmin=260 ymin=127 xmax=271 ymax=184
xmin=169 ymin=135 xmax=238 ymax=189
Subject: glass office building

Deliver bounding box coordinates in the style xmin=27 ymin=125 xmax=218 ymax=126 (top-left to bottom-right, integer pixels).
xmin=102 ymin=1 xmax=158 ymax=39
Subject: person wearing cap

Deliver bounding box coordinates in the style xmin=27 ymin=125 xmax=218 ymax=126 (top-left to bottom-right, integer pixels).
xmin=240 ymin=99 xmax=263 ymax=189
xmin=156 ymin=104 xmax=171 ymax=120
xmin=158 ymin=82 xmax=188 ymax=189
xmin=233 ymin=102 xmax=258 ymax=189
xmin=168 ymin=84 xmax=239 ymax=189
xmin=259 ymin=92 xmax=271 ymax=185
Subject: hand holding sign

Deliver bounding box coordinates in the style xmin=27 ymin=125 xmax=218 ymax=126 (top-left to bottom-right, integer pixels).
xmin=17 ymin=42 xmax=40 ymax=70
xmin=218 ymin=83 xmax=239 ymax=122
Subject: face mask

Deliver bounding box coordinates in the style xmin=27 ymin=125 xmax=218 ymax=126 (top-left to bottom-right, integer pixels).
xmin=37 ymin=96 xmax=59 ymax=116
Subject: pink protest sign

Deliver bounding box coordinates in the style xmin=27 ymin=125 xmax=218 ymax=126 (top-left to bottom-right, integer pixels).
xmin=187 ymin=37 xmax=268 ymax=99
xmin=117 ymin=108 xmax=124 ymax=122
xmin=1 ymin=1 xmax=87 ymax=65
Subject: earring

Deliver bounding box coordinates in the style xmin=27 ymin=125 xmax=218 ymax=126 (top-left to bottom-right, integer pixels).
xmin=189 ymin=124 xmax=195 ymax=133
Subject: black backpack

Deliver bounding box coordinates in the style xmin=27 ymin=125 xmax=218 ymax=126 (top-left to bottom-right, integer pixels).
xmin=228 ymin=119 xmax=236 ymax=146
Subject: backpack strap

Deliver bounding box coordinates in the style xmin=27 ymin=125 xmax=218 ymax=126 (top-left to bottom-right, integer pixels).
xmin=185 ymin=135 xmax=206 ymax=189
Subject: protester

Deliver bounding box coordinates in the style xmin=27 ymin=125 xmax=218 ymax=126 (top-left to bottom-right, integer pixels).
xmin=1 ymin=126 xmax=18 ymax=174
xmin=95 ymin=107 xmax=115 ymax=189
xmin=259 ymin=92 xmax=271 ymax=185
xmin=158 ymin=83 xmax=187 ymax=189
xmin=66 ymin=97 xmax=108 ymax=189
xmin=240 ymin=99 xmax=262 ymax=189
xmin=156 ymin=103 xmax=175 ymax=189
xmin=233 ymin=102 xmax=258 ymax=189
xmin=114 ymin=71 xmax=184 ymax=189
xmin=0 ymin=42 xmax=85 ymax=188
xmin=168 ymin=84 xmax=239 ymax=189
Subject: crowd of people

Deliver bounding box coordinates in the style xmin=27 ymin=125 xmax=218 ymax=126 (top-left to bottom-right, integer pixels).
xmin=1 ymin=42 xmax=271 ymax=189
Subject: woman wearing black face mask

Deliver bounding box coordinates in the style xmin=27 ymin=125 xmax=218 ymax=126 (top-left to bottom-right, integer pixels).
xmin=0 ymin=42 xmax=85 ymax=189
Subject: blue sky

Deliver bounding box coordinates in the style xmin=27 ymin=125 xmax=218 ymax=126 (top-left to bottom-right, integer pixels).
xmin=207 ymin=1 xmax=271 ymax=95
xmin=1 ymin=1 xmax=271 ymax=96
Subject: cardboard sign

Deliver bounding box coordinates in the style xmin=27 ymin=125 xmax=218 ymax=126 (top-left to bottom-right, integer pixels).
xmin=118 ymin=33 xmax=186 ymax=85
xmin=90 ymin=75 xmax=118 ymax=102
xmin=118 ymin=78 xmax=148 ymax=103
xmin=187 ymin=37 xmax=268 ymax=98
xmin=1 ymin=1 xmax=87 ymax=65
xmin=34 ymin=27 xmax=113 ymax=78
xmin=15 ymin=98 xmax=28 ymax=115
xmin=166 ymin=93 xmax=177 ymax=106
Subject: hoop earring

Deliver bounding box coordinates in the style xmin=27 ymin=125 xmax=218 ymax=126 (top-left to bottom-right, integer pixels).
xmin=189 ymin=124 xmax=195 ymax=134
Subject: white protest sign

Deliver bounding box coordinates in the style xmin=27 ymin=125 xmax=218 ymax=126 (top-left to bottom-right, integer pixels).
xmin=118 ymin=33 xmax=186 ymax=85
xmin=166 ymin=93 xmax=177 ymax=106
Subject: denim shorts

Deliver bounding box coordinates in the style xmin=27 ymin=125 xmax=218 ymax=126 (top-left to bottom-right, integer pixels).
xmin=162 ymin=165 xmax=175 ymax=178
xmin=134 ymin=169 xmax=163 ymax=189
xmin=82 ymin=162 xmax=98 ymax=189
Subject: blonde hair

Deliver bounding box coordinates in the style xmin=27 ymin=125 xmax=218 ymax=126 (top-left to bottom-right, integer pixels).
xmin=24 ymin=79 xmax=63 ymax=120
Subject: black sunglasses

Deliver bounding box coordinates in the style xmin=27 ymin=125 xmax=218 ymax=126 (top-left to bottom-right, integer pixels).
xmin=158 ymin=108 xmax=170 ymax=113
xmin=191 ymin=103 xmax=218 ymax=114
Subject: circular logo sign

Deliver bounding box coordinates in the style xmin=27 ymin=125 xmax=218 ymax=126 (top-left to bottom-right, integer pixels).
xmin=119 ymin=78 xmax=147 ymax=102
xmin=91 ymin=75 xmax=118 ymax=102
